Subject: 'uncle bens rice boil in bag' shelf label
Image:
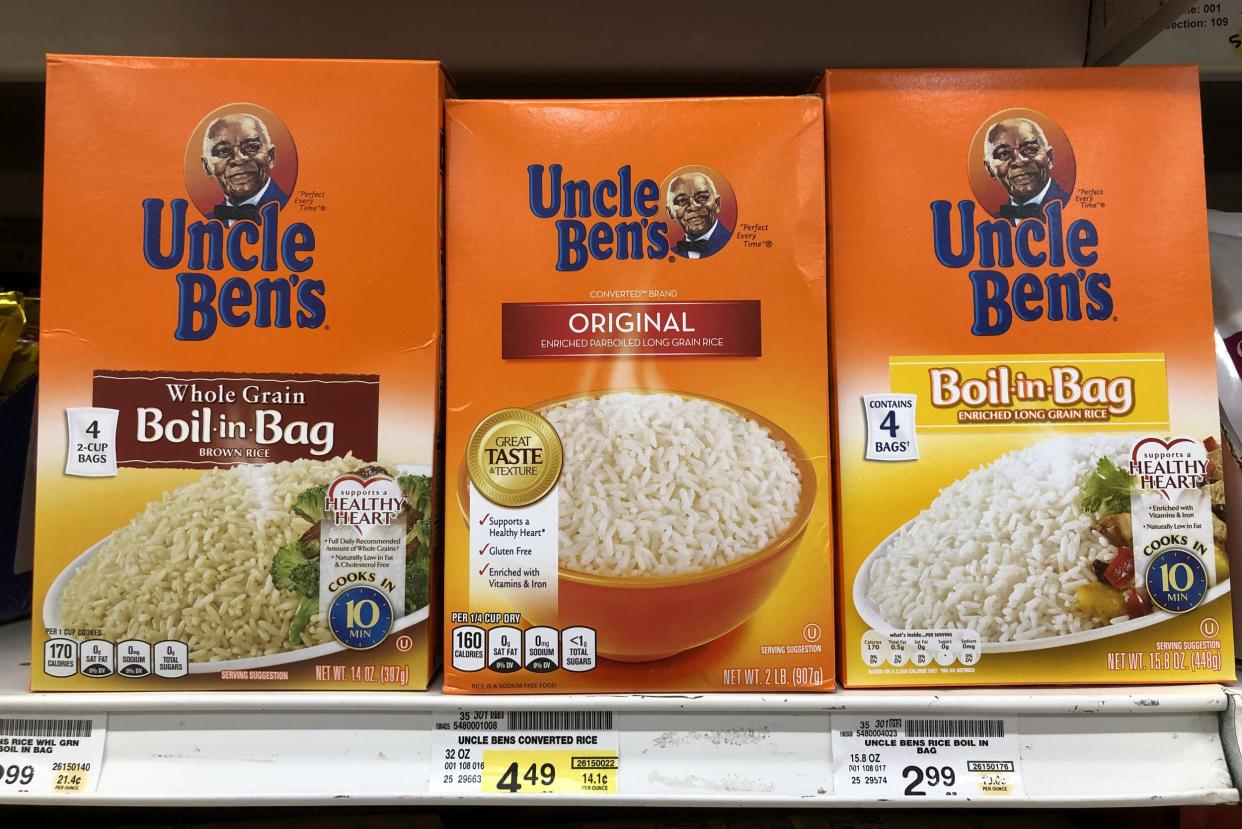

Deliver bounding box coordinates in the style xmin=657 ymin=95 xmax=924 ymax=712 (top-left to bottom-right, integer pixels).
xmin=443 ymin=98 xmax=834 ymax=693
xmin=824 ymin=67 xmax=1234 ymax=687
xmin=32 ymin=56 xmax=446 ymax=691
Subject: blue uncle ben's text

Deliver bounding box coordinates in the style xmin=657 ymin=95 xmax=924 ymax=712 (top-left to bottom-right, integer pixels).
xmin=931 ymin=199 xmax=1110 ymax=336
xmin=528 ymin=164 xmax=671 ymax=271
xmin=142 ymin=199 xmax=326 ymax=341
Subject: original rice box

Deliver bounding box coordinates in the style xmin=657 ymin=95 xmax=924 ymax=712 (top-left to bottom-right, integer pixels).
xmin=824 ymin=67 xmax=1235 ymax=687
xmin=32 ymin=56 xmax=446 ymax=690
xmin=443 ymin=97 xmax=834 ymax=693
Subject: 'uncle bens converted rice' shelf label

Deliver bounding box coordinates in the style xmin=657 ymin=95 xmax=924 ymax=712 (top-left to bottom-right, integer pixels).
xmin=31 ymin=56 xmax=446 ymax=691
xmin=825 ymin=67 xmax=1234 ymax=688
xmin=443 ymin=98 xmax=834 ymax=694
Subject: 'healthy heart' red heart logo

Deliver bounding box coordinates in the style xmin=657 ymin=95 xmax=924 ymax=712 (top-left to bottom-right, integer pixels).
xmin=324 ymin=474 xmax=405 ymax=535
xmin=1130 ymin=437 xmax=1209 ymax=500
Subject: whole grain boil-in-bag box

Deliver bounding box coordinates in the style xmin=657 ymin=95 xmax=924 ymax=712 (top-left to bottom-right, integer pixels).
xmin=33 ymin=56 xmax=446 ymax=690
xmin=824 ymin=67 xmax=1235 ymax=687
xmin=444 ymin=97 xmax=833 ymax=693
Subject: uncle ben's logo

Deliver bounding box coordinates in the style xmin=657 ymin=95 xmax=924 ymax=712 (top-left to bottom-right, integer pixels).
xmin=930 ymin=108 xmax=1111 ymax=337
xmin=140 ymin=103 xmax=325 ymax=342
xmin=528 ymin=163 xmax=738 ymax=270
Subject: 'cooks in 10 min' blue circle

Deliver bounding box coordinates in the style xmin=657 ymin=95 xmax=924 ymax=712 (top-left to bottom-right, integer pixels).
xmin=329 ymin=585 xmax=394 ymax=649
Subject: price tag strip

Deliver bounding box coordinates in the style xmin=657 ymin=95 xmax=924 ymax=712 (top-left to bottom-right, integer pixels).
xmin=832 ymin=714 xmax=1023 ymax=800
xmin=431 ymin=710 xmax=618 ymax=795
xmin=0 ymin=714 xmax=107 ymax=796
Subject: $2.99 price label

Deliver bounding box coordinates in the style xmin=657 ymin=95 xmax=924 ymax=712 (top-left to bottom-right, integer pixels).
xmin=831 ymin=715 xmax=1023 ymax=799
xmin=431 ymin=710 xmax=618 ymax=795
xmin=0 ymin=715 xmax=108 ymax=797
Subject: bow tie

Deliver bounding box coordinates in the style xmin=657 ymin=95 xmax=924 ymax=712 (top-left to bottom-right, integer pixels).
xmin=676 ymin=238 xmax=710 ymax=255
xmin=998 ymin=201 xmax=1044 ymax=222
xmin=213 ymin=203 xmax=260 ymax=222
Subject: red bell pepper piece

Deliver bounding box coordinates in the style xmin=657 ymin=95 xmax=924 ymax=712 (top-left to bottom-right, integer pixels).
xmin=1126 ymin=588 xmax=1152 ymax=618
xmin=1104 ymin=546 xmax=1134 ymax=590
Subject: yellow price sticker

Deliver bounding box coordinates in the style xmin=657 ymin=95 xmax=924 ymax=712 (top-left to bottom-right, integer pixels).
xmin=978 ymin=774 xmax=1016 ymax=796
xmin=482 ymin=749 xmax=618 ymax=795
xmin=51 ymin=770 xmax=89 ymax=794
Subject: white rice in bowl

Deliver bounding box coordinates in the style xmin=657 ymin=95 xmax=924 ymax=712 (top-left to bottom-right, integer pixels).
xmin=865 ymin=435 xmax=1134 ymax=643
xmin=544 ymin=392 xmax=803 ymax=577
xmin=58 ymin=455 xmax=364 ymax=662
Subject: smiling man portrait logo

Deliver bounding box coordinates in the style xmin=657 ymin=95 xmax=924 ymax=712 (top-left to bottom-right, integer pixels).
xmin=200 ymin=112 xmax=290 ymax=224
xmin=666 ymin=170 xmax=734 ymax=259
xmin=982 ymin=116 xmax=1071 ymax=224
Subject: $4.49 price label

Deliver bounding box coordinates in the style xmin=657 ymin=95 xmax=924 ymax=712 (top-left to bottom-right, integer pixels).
xmin=0 ymin=715 xmax=108 ymax=797
xmin=831 ymin=715 xmax=1023 ymax=800
xmin=431 ymin=710 xmax=618 ymax=795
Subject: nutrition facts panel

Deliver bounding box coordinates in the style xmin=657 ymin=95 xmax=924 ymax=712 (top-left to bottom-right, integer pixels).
xmin=860 ymin=630 xmax=981 ymax=670
xmin=43 ymin=639 xmax=189 ymax=679
xmin=450 ymin=624 xmax=597 ymax=675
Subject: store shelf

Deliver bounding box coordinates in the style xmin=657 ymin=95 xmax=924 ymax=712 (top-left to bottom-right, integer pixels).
xmin=0 ymin=1 xmax=1195 ymax=92
xmin=0 ymin=621 xmax=1237 ymax=807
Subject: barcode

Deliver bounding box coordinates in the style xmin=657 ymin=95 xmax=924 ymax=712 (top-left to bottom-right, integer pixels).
xmin=506 ymin=711 xmax=613 ymax=731
xmin=903 ymin=719 xmax=1004 ymax=739
xmin=0 ymin=718 xmax=93 ymax=739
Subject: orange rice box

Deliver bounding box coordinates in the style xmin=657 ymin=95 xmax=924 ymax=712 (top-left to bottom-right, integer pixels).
xmin=32 ymin=55 xmax=446 ymax=690
xmin=824 ymin=67 xmax=1235 ymax=687
xmin=443 ymin=98 xmax=834 ymax=693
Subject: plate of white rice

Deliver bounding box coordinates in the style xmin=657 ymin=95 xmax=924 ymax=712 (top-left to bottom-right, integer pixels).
xmin=45 ymin=457 xmax=433 ymax=674
xmin=454 ymin=390 xmax=814 ymax=581
xmin=541 ymin=390 xmax=808 ymax=579
xmin=853 ymin=435 xmax=1231 ymax=653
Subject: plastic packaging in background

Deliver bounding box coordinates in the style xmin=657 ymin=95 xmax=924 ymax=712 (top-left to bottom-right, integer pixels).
xmin=0 ymin=292 xmax=26 ymax=386
xmin=1207 ymin=210 xmax=1242 ymax=664
xmin=0 ymin=289 xmax=34 ymax=623
xmin=0 ymin=378 xmax=35 ymax=623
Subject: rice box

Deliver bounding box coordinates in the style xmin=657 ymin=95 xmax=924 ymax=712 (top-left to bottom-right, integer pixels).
xmin=824 ymin=67 xmax=1235 ymax=686
xmin=443 ymin=97 xmax=834 ymax=693
xmin=32 ymin=55 xmax=446 ymax=690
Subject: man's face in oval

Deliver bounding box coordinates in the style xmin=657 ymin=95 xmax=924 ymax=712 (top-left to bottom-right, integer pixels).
xmin=667 ymin=174 xmax=720 ymax=238
xmin=202 ymin=115 xmax=276 ymax=203
xmin=986 ymin=120 xmax=1052 ymax=202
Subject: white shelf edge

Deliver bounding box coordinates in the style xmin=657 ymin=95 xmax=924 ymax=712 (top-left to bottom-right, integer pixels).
xmin=0 ymin=684 xmax=1230 ymax=716
xmin=2 ymin=791 xmax=1239 ymax=809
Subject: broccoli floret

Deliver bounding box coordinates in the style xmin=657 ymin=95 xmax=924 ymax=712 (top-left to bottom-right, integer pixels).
xmin=405 ymin=515 xmax=431 ymax=554
xmin=271 ymin=541 xmax=310 ymax=591
xmin=293 ymin=484 xmax=328 ymax=524
xmin=289 ymin=560 xmax=319 ymax=599
xmin=405 ymin=555 xmax=430 ymax=614
xmin=288 ymin=596 xmax=316 ymax=646
xmin=399 ymin=474 xmax=434 ymax=556
xmin=271 ymin=541 xmax=319 ymax=598
xmin=398 ymin=474 xmax=433 ymax=515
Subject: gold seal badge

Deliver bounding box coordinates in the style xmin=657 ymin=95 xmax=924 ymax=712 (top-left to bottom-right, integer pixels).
xmin=466 ymin=408 xmax=563 ymax=507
